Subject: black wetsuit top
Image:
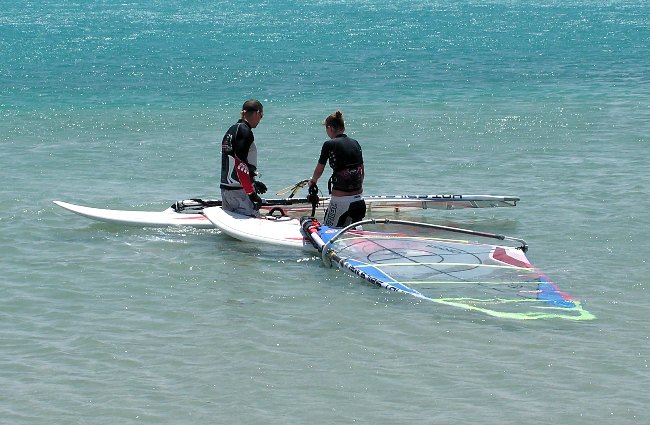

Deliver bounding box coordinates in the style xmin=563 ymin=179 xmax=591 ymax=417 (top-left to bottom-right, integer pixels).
xmin=317 ymin=134 xmax=364 ymax=193
xmin=220 ymin=120 xmax=257 ymax=194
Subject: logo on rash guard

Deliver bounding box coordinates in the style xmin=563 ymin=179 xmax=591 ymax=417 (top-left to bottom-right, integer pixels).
xmin=222 ymin=133 xmax=233 ymax=153
xmin=237 ymin=162 xmax=250 ymax=175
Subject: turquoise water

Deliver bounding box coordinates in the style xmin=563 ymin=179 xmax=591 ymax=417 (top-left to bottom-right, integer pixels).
xmin=2 ymin=1 xmax=649 ymax=423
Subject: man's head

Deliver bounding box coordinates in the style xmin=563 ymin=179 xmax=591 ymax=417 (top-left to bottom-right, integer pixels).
xmin=241 ymin=99 xmax=264 ymax=128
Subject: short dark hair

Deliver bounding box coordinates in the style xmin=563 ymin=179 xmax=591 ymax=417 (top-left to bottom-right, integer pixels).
xmin=242 ymin=99 xmax=263 ymax=113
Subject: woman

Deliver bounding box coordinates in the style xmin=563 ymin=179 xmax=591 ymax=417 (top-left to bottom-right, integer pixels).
xmin=308 ymin=110 xmax=366 ymax=227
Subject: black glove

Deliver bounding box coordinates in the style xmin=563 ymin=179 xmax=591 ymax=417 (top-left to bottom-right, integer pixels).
xmin=253 ymin=180 xmax=267 ymax=195
xmin=307 ymin=183 xmax=319 ymax=205
xmin=248 ymin=192 xmax=263 ymax=210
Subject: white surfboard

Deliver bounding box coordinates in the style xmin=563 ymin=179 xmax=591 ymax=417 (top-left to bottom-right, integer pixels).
xmin=53 ymin=194 xmax=519 ymax=228
xmin=53 ymin=200 xmax=215 ymax=228
xmin=52 ymin=199 xmax=316 ymax=228
xmin=202 ymin=206 xmax=311 ymax=250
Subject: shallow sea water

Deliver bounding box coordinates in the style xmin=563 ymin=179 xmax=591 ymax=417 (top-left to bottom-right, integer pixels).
xmin=1 ymin=1 xmax=649 ymax=423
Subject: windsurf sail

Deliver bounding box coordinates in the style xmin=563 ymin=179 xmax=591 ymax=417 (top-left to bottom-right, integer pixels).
xmin=364 ymin=194 xmax=519 ymax=211
xmin=301 ymin=217 xmax=594 ymax=321
xmin=276 ymin=179 xmax=310 ymax=197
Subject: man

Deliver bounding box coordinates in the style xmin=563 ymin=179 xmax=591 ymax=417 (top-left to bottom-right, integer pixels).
xmin=308 ymin=110 xmax=365 ymax=227
xmin=220 ymin=99 xmax=267 ymax=217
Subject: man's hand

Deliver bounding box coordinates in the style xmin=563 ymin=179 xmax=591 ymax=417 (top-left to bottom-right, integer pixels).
xmin=253 ymin=180 xmax=267 ymax=195
xmin=248 ymin=192 xmax=263 ymax=210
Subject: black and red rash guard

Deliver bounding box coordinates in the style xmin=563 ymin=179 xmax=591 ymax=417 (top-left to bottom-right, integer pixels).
xmin=220 ymin=120 xmax=257 ymax=195
xmin=318 ymin=134 xmax=364 ymax=192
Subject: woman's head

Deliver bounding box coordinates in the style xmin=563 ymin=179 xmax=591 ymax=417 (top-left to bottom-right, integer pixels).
xmin=323 ymin=110 xmax=345 ymax=133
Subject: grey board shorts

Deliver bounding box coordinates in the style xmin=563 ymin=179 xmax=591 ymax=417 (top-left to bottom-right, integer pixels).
xmin=323 ymin=194 xmax=365 ymax=227
xmin=220 ymin=189 xmax=260 ymax=218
